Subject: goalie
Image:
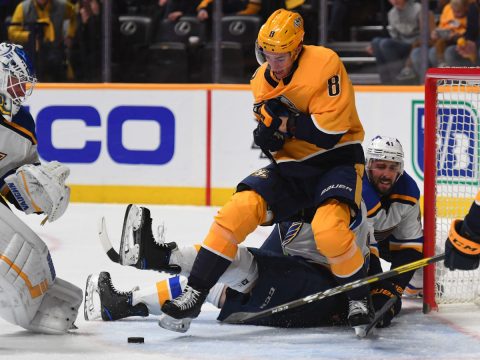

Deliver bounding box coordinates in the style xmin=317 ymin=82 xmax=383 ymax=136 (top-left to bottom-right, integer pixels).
xmin=0 ymin=42 xmax=82 ymax=334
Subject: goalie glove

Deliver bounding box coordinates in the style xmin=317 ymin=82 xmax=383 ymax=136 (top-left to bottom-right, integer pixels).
xmin=444 ymin=219 xmax=480 ymax=271
xmin=5 ymin=161 xmax=71 ymax=223
xmin=370 ymin=280 xmax=402 ymax=328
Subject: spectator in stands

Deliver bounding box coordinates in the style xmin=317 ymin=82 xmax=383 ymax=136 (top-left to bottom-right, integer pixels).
xmin=0 ymin=1 xmax=20 ymax=42
xmin=196 ymin=0 xmax=261 ymax=22
xmin=441 ymin=0 xmax=479 ymax=66
xmin=409 ymin=0 xmax=474 ymax=82
xmin=366 ymin=0 xmax=426 ymax=85
xmin=432 ymin=0 xmax=470 ymax=66
xmin=8 ymin=0 xmax=77 ymax=82
xmin=70 ymin=0 xmax=101 ymax=82
xmin=162 ymin=0 xmax=199 ymax=22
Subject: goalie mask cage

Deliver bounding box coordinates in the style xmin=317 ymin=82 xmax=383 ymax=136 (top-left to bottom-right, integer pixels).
xmin=423 ymin=67 xmax=480 ymax=313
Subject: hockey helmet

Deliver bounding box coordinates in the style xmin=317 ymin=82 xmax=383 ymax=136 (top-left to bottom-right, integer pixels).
xmin=365 ymin=135 xmax=405 ymax=176
xmin=255 ymin=9 xmax=304 ymax=65
xmin=0 ymin=42 xmax=37 ymax=120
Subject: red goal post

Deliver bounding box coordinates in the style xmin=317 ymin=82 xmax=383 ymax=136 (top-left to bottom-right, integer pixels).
xmin=423 ymin=67 xmax=480 ymax=313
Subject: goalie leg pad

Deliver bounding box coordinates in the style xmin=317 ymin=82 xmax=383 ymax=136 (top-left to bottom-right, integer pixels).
xmin=25 ymin=277 xmax=83 ymax=334
xmin=0 ymin=232 xmax=54 ymax=329
xmin=0 ymin=204 xmax=80 ymax=334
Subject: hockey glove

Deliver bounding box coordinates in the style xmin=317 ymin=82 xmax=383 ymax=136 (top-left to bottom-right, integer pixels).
xmin=444 ymin=219 xmax=480 ymax=271
xmin=253 ymin=122 xmax=285 ymax=152
xmin=370 ymin=280 xmax=402 ymax=328
xmin=254 ymin=98 xmax=289 ymax=129
xmin=5 ymin=161 xmax=70 ymax=223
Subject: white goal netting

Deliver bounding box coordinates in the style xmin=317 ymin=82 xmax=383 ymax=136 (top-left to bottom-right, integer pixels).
xmin=432 ymin=79 xmax=480 ymax=305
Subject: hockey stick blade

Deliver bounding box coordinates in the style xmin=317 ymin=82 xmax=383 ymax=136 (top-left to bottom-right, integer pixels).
xmin=98 ymin=216 xmax=120 ymax=263
xmin=223 ymin=253 xmax=445 ymax=324
xmin=359 ymin=295 xmax=398 ymax=338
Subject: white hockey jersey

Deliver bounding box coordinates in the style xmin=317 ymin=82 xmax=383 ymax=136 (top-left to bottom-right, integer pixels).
xmin=362 ymin=171 xmax=423 ymax=258
xmin=0 ymin=107 xmax=39 ymax=199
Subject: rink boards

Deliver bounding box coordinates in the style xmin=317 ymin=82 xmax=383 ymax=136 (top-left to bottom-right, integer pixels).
xmin=26 ymin=84 xmax=475 ymax=213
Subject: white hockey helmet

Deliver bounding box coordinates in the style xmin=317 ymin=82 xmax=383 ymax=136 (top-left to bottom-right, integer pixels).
xmin=365 ymin=135 xmax=404 ymax=175
xmin=0 ymin=42 xmax=37 ymax=120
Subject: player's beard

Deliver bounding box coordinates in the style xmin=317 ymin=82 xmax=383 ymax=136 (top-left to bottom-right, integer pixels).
xmin=374 ymin=176 xmax=394 ymax=195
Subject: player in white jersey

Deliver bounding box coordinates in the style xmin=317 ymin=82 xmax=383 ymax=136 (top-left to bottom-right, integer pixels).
xmin=362 ymin=135 xmax=424 ymax=326
xmin=0 ymin=42 xmax=82 ymax=334
xmin=84 ymin=201 xmax=391 ymax=334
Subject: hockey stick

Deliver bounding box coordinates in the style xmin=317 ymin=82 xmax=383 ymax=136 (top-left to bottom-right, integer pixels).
xmin=360 ymin=295 xmax=398 ymax=338
xmin=98 ymin=217 xmax=120 ymax=263
xmin=223 ymin=253 xmax=445 ymax=324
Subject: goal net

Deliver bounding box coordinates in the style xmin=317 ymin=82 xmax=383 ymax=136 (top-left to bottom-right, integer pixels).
xmin=423 ymin=68 xmax=480 ymax=313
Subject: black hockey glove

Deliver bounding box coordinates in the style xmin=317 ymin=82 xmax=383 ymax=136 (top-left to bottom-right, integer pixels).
xmin=444 ymin=219 xmax=480 ymax=271
xmin=253 ymin=98 xmax=295 ymax=152
xmin=253 ymin=121 xmax=285 ymax=152
xmin=370 ymin=280 xmax=402 ymax=328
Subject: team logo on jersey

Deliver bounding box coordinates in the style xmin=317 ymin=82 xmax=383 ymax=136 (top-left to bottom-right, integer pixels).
xmin=0 ymin=152 xmax=6 ymax=161
xmin=412 ymin=100 xmax=479 ymax=184
xmin=281 ymin=222 xmax=303 ymax=247
xmin=251 ymin=168 xmax=269 ymax=178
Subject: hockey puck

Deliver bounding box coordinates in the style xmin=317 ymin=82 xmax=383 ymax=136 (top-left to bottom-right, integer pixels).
xmin=128 ymin=337 xmax=144 ymax=344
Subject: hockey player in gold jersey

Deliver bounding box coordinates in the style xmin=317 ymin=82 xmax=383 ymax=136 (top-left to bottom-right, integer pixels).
xmin=128 ymin=9 xmax=371 ymax=335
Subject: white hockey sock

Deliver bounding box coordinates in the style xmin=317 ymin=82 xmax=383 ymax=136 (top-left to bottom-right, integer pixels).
xmin=170 ymin=246 xmax=199 ymax=277
xmin=218 ymin=247 xmax=258 ymax=293
xmin=207 ymin=283 xmax=227 ymax=308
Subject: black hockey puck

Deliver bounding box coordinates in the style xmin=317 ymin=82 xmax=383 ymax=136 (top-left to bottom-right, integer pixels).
xmin=128 ymin=337 xmax=144 ymax=343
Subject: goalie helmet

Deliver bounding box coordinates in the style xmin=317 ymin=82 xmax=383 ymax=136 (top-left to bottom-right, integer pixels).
xmin=365 ymin=135 xmax=404 ymax=176
xmin=0 ymin=42 xmax=37 ymax=120
xmin=255 ymin=9 xmax=304 ymax=65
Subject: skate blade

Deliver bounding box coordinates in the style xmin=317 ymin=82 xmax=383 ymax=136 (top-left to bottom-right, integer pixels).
xmin=158 ymin=314 xmax=191 ymax=333
xmin=353 ymin=324 xmax=369 ymax=338
xmin=119 ymin=204 xmax=141 ymax=266
xmin=84 ymin=274 xmax=101 ymax=321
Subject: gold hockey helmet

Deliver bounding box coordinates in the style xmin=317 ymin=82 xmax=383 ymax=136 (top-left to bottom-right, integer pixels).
xmin=256 ymin=9 xmax=304 ymax=64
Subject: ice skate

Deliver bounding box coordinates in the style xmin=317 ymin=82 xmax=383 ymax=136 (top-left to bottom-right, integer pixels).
xmin=404 ymin=268 xmax=423 ymax=298
xmin=158 ymin=314 xmax=192 ymax=333
xmin=160 ymin=284 xmax=208 ymax=330
xmin=348 ymin=296 xmax=375 ymax=337
xmin=84 ymin=274 xmax=101 ymax=320
xmin=96 ymin=271 xmax=149 ymax=321
xmin=119 ymin=204 xmax=181 ymax=273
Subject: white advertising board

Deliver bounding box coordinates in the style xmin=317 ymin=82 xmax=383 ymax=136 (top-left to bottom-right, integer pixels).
xmin=29 ymin=85 xmax=427 ymax=205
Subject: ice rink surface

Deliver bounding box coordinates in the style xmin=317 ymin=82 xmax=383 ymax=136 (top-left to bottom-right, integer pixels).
xmin=1 ymin=203 xmax=480 ymax=360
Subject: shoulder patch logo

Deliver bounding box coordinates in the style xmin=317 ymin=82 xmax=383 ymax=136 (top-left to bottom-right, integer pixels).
xmin=251 ymin=168 xmax=269 ymax=178
xmin=0 ymin=152 xmax=6 ymax=161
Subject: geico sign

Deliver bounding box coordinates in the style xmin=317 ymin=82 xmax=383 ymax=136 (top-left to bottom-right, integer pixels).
xmin=36 ymin=105 xmax=175 ymax=165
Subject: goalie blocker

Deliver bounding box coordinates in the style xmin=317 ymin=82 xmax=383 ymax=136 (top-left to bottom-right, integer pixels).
xmin=0 ymin=204 xmax=82 ymax=334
